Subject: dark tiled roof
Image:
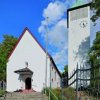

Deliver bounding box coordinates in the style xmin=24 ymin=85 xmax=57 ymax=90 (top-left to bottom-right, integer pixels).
xmin=14 ymin=67 xmax=33 ymax=74
xmin=50 ymin=57 xmax=62 ymax=78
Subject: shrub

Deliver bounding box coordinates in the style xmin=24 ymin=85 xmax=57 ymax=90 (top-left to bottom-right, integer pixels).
xmin=0 ymin=89 xmax=5 ymax=97
xmin=43 ymin=87 xmax=75 ymax=100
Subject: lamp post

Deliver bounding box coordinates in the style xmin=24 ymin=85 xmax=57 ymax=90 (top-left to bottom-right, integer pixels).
xmin=45 ymin=17 xmax=49 ymax=94
xmin=49 ymin=59 xmax=52 ymax=100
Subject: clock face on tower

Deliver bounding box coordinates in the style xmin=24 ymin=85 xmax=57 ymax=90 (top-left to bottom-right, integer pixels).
xmin=80 ymin=20 xmax=88 ymax=28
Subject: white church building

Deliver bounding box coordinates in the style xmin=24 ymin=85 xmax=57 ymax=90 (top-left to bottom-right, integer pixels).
xmin=7 ymin=27 xmax=61 ymax=92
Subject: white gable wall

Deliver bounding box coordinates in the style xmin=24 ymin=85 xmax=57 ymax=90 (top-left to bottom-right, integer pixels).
xmin=7 ymin=30 xmax=61 ymax=92
xmin=50 ymin=63 xmax=61 ymax=88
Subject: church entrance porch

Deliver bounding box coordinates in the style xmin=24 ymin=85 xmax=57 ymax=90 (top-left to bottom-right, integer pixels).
xmin=14 ymin=64 xmax=33 ymax=91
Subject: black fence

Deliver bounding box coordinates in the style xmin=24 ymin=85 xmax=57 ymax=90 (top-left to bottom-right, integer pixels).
xmin=64 ymin=63 xmax=100 ymax=100
xmin=0 ymin=81 xmax=6 ymax=90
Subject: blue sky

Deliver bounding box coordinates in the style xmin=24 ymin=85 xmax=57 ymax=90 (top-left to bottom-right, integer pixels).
xmin=0 ymin=0 xmax=99 ymax=72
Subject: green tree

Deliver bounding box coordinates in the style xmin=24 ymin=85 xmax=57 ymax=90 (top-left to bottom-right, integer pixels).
xmin=62 ymin=65 xmax=68 ymax=87
xmin=0 ymin=35 xmax=18 ymax=81
xmin=62 ymin=65 xmax=68 ymax=76
xmin=88 ymin=32 xmax=100 ymax=87
xmin=91 ymin=0 xmax=100 ymax=22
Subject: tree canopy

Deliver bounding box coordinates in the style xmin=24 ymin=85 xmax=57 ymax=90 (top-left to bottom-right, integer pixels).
xmin=91 ymin=0 xmax=100 ymax=22
xmin=0 ymin=35 xmax=18 ymax=81
xmin=88 ymin=32 xmax=100 ymax=87
xmin=89 ymin=32 xmax=100 ymax=67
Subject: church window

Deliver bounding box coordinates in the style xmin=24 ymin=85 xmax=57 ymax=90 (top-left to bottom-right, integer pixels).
xmin=52 ymin=67 xmax=53 ymax=71
xmin=55 ymin=71 xmax=56 ymax=81
xmin=52 ymin=78 xmax=53 ymax=82
xmin=57 ymin=82 xmax=59 ymax=87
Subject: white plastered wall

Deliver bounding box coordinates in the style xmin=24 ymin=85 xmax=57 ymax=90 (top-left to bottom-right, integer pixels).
xmin=7 ymin=29 xmax=61 ymax=92
xmin=68 ymin=6 xmax=90 ymax=85
xmin=50 ymin=63 xmax=61 ymax=88
xmin=7 ymin=30 xmax=50 ymax=92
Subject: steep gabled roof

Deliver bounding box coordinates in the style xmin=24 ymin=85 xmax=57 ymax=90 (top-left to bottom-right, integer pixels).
xmin=50 ymin=57 xmax=62 ymax=78
xmin=8 ymin=27 xmax=49 ymax=59
xmin=8 ymin=27 xmax=61 ymax=77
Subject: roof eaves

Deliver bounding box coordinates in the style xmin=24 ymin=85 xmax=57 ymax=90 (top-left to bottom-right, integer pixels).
xmin=50 ymin=57 xmax=62 ymax=78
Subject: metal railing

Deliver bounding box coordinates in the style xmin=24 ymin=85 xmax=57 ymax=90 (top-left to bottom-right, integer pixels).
xmin=66 ymin=63 xmax=100 ymax=100
xmin=48 ymin=88 xmax=58 ymax=100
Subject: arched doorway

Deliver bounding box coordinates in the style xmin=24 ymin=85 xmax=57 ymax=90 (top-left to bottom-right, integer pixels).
xmin=25 ymin=77 xmax=31 ymax=89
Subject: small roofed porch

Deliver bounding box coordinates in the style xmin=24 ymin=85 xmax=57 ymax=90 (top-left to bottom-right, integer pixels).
xmin=14 ymin=67 xmax=33 ymax=92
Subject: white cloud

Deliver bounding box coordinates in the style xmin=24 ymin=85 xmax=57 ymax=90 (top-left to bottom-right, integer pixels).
xmin=43 ymin=1 xmax=66 ymax=24
xmin=53 ymin=46 xmax=67 ymax=64
xmin=90 ymin=18 xmax=100 ymax=46
xmin=38 ymin=0 xmax=69 ymax=71
xmin=53 ymin=46 xmax=68 ymax=72
xmin=48 ymin=19 xmax=68 ymax=48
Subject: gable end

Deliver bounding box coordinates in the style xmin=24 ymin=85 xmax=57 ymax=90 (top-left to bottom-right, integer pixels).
xmin=8 ymin=27 xmax=49 ymax=59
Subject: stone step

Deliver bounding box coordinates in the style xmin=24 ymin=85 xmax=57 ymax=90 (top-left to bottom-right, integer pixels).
xmin=6 ymin=92 xmax=42 ymax=97
xmin=5 ymin=92 xmax=48 ymax=100
xmin=6 ymin=97 xmax=48 ymax=100
xmin=6 ymin=95 xmax=47 ymax=98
